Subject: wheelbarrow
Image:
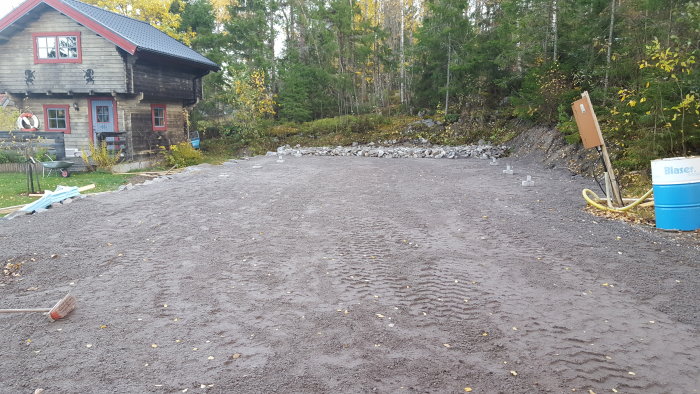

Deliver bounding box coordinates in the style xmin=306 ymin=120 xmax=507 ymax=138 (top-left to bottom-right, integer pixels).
xmin=41 ymin=159 xmax=73 ymax=178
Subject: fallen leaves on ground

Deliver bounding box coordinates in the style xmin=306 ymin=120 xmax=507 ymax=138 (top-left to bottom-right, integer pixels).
xmin=584 ymin=206 xmax=654 ymax=226
xmin=3 ymin=261 xmax=23 ymax=277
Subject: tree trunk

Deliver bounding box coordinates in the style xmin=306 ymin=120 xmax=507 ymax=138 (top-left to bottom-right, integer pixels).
xmin=551 ymin=0 xmax=558 ymax=62
xmin=445 ymin=33 xmax=451 ymax=117
xmin=603 ymin=0 xmax=615 ymax=105
xmin=400 ymin=0 xmax=406 ymax=105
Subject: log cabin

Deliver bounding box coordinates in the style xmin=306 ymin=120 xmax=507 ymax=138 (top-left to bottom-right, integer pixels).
xmin=0 ymin=0 xmax=219 ymax=159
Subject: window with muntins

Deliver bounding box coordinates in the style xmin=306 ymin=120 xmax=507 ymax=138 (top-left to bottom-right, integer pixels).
xmin=96 ymin=106 xmax=110 ymax=123
xmin=33 ymin=32 xmax=81 ymax=64
xmin=151 ymin=104 xmax=167 ymax=131
xmin=42 ymin=105 xmax=71 ymax=133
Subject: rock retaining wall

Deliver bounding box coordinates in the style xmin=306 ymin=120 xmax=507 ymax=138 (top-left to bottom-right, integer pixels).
xmin=269 ymin=143 xmax=507 ymax=160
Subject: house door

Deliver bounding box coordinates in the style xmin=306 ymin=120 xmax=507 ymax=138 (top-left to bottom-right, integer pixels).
xmin=90 ymin=99 xmax=116 ymax=141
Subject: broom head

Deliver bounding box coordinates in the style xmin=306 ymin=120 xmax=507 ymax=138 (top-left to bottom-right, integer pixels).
xmin=48 ymin=294 xmax=76 ymax=321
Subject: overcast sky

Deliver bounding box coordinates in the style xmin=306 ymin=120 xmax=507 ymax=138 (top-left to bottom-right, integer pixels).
xmin=0 ymin=1 xmax=25 ymax=19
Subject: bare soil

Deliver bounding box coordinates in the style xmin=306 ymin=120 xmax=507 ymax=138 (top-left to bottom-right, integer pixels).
xmin=1 ymin=155 xmax=698 ymax=393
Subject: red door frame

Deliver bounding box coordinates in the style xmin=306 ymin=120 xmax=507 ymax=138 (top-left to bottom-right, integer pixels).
xmin=87 ymin=97 xmax=119 ymax=143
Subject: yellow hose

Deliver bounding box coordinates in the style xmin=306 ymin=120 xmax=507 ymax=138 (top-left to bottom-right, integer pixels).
xmin=582 ymin=188 xmax=654 ymax=212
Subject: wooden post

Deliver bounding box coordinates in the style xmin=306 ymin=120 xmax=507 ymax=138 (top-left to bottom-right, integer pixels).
xmin=572 ymin=91 xmax=623 ymax=206
xmin=583 ymin=91 xmax=623 ymax=206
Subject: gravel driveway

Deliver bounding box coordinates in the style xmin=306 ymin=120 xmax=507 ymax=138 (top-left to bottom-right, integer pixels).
xmin=1 ymin=155 xmax=698 ymax=393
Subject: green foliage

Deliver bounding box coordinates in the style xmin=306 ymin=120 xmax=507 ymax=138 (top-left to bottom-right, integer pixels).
xmin=277 ymin=63 xmax=331 ymax=122
xmin=0 ymin=150 xmax=23 ymax=164
xmin=606 ymin=37 xmax=699 ymax=169
xmin=180 ymin=0 xmax=699 ymax=176
xmin=163 ymin=142 xmax=204 ymax=168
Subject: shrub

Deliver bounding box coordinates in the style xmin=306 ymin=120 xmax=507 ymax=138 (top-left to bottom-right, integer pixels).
xmin=163 ymin=142 xmax=203 ymax=168
xmin=81 ymin=141 xmax=121 ymax=171
xmin=0 ymin=106 xmax=19 ymax=130
xmin=0 ymin=149 xmax=23 ymax=164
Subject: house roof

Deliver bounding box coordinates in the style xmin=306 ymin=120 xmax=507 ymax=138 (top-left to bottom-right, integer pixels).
xmin=0 ymin=0 xmax=219 ymax=71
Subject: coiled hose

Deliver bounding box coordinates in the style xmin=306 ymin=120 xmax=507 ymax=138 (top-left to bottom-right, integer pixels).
xmin=582 ymin=188 xmax=654 ymax=212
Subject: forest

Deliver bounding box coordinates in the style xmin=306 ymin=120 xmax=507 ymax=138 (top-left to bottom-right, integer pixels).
xmin=85 ymin=0 xmax=699 ymax=170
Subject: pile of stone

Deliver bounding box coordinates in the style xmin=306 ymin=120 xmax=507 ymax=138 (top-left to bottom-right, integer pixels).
xmin=269 ymin=142 xmax=507 ymax=160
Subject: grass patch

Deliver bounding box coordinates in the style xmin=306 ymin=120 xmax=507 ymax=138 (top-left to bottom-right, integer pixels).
xmin=0 ymin=171 xmax=130 ymax=210
xmin=200 ymin=115 xmax=418 ymax=160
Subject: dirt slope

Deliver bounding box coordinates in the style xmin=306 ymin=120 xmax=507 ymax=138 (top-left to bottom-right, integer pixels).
xmin=1 ymin=155 xmax=698 ymax=393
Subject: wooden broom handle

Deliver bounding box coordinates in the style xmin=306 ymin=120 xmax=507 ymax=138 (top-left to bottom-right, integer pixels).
xmin=0 ymin=308 xmax=51 ymax=313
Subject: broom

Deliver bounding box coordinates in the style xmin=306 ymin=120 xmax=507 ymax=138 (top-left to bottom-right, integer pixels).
xmin=0 ymin=294 xmax=76 ymax=321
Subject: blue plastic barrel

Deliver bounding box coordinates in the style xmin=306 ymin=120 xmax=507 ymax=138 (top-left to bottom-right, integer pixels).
xmin=651 ymin=156 xmax=700 ymax=231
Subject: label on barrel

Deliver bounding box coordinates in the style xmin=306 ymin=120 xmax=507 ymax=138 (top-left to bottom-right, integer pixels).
xmin=651 ymin=156 xmax=700 ymax=185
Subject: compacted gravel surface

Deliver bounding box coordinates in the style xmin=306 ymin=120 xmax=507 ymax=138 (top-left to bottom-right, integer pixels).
xmin=1 ymin=155 xmax=698 ymax=393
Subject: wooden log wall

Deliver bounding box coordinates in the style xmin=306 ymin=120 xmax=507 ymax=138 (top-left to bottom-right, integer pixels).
xmin=11 ymin=96 xmax=92 ymax=151
xmin=132 ymin=62 xmax=197 ymax=101
xmin=116 ymin=97 xmax=186 ymax=156
xmin=0 ymin=8 xmax=126 ymax=94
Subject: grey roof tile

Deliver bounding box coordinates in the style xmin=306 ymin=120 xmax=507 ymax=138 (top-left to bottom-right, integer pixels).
xmin=60 ymin=0 xmax=219 ymax=70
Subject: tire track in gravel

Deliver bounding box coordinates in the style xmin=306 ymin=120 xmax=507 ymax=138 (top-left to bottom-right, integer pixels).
xmin=1 ymin=155 xmax=698 ymax=393
xmin=454 ymin=164 xmax=700 ymax=392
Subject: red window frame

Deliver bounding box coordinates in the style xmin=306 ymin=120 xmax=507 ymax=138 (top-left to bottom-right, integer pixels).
xmin=151 ymin=104 xmax=167 ymax=131
xmin=42 ymin=104 xmax=71 ymax=133
xmin=32 ymin=31 xmax=82 ymax=64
